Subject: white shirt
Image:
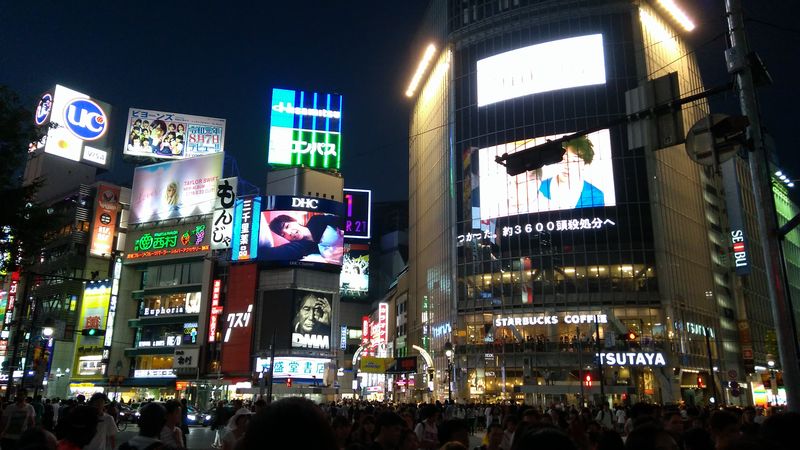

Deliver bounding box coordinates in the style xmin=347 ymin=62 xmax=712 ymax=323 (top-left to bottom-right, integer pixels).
xmin=83 ymin=413 xmax=117 ymax=450
xmin=160 ymin=425 xmax=184 ymax=449
xmin=1 ymin=403 xmax=35 ymax=440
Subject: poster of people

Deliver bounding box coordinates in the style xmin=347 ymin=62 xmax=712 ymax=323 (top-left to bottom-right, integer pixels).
xmin=258 ymin=210 xmax=345 ymax=267
xmin=129 ymin=153 xmax=223 ymax=224
xmin=340 ymin=243 xmax=369 ymax=298
xmin=478 ymin=129 xmax=615 ymax=220
xmin=291 ymin=292 xmax=332 ymax=350
xmin=123 ymin=108 xmax=226 ymax=160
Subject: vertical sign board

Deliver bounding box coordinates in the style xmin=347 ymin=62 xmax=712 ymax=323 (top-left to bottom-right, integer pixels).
xmin=343 ymin=189 xmax=371 ymax=239
xmin=72 ymin=282 xmax=111 ymax=380
xmin=377 ymin=302 xmax=389 ymax=346
xmin=208 ymin=279 xmax=223 ymax=343
xmin=361 ymin=316 xmax=371 ymax=348
xmin=231 ymin=196 xmax=261 ymax=261
xmin=721 ymin=159 xmax=751 ymax=275
xmin=220 ymin=264 xmax=258 ymax=374
xmin=89 ymin=184 xmax=121 ymax=257
xmin=102 ymin=257 xmax=123 ymax=373
xmin=211 ymin=177 xmax=238 ymax=250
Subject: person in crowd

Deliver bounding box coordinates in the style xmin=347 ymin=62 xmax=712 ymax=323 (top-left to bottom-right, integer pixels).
xmin=415 ymin=405 xmax=440 ymax=450
xmin=238 ymin=397 xmax=337 ymax=450
xmin=160 ymin=400 xmax=185 ymax=450
xmin=500 ymin=415 xmax=518 ymax=450
xmin=760 ymin=411 xmax=800 ymax=450
xmin=253 ymin=399 xmax=267 ymax=414
xmin=31 ymin=395 xmax=44 ymax=427
xmin=398 ymin=428 xmax=419 ymax=450
xmin=56 ymin=405 xmax=97 ymax=450
xmin=211 ymin=401 xmax=227 ymax=448
xmin=368 ymin=412 xmax=405 ymax=450
xmin=438 ymin=419 xmax=470 ymax=449
xmin=0 ymin=388 xmax=36 ymax=450
xmin=708 ymin=410 xmax=740 ymax=450
xmin=596 ymin=403 xmax=614 ymax=430
xmin=222 ymin=410 xmax=250 ymax=450
xmin=682 ymin=427 xmax=715 ymax=450
xmin=42 ymin=399 xmax=55 ymax=432
xmin=624 ymin=424 xmax=679 ymax=450
xmin=118 ymin=402 xmax=166 ymax=450
xmin=84 ymin=393 xmax=117 ymax=450
xmin=179 ymin=399 xmax=190 ymax=443
xmin=588 ymin=429 xmax=625 ymax=450
xmin=350 ymin=414 xmax=376 ymax=447
xmin=18 ymin=427 xmax=57 ymax=450
xmin=475 ymin=423 xmax=503 ymax=450
xmin=515 ymin=427 xmax=579 ymax=450
xmin=331 ymin=415 xmax=352 ymax=450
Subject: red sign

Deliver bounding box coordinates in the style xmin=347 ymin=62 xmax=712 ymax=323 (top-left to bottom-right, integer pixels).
xmin=208 ymin=279 xmax=222 ymax=342
xmin=89 ymin=184 xmax=120 ymax=257
xmin=361 ymin=315 xmax=370 ymax=347
xmin=175 ymin=381 xmax=189 ymax=391
xmin=3 ymin=272 xmax=20 ymax=330
xmin=220 ymin=264 xmax=257 ymax=374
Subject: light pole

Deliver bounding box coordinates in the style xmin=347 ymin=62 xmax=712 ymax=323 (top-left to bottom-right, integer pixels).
xmin=444 ymin=342 xmax=454 ymax=402
xmin=114 ymin=360 xmax=123 ymax=401
xmin=767 ymin=357 xmax=778 ymax=404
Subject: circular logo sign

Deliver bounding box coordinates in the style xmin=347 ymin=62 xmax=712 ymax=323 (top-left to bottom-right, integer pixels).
xmin=100 ymin=213 xmax=112 ymax=225
xmin=63 ymin=98 xmax=107 ymax=141
xmin=35 ymin=93 xmax=53 ymax=126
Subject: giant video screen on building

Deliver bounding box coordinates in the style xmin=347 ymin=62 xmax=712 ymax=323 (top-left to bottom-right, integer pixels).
xmin=340 ymin=243 xmax=369 ymax=298
xmin=257 ymin=196 xmax=345 ymax=269
xmin=291 ymin=291 xmax=333 ymax=351
xmin=267 ymin=88 xmax=343 ymax=170
xmin=478 ymin=129 xmax=615 ymax=220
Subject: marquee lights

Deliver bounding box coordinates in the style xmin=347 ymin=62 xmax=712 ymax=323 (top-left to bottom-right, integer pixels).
xmin=405 ymin=44 xmax=437 ymax=97
xmin=655 ymin=0 xmax=695 ymax=32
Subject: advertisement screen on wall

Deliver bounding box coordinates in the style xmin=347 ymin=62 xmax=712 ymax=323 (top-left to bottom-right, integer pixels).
xmin=340 ymin=243 xmax=369 ymax=298
xmin=291 ymin=291 xmax=332 ymax=351
xmin=476 ymin=34 xmax=606 ymax=107
xmin=343 ymin=189 xmax=371 ymax=239
xmin=267 ymin=88 xmax=343 ymax=170
xmin=478 ymin=129 xmax=615 ymax=220
xmin=123 ymin=108 xmax=226 ymax=160
xmin=89 ymin=184 xmax=120 ymax=257
xmin=37 ymin=84 xmax=112 ymax=168
xmin=257 ymin=196 xmax=345 ymax=268
xmin=130 ymin=152 xmax=222 ymax=224
xmin=72 ymin=282 xmax=111 ymax=379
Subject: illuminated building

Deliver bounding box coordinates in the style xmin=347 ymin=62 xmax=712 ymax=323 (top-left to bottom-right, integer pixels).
xmin=404 ymin=0 xmax=755 ymax=404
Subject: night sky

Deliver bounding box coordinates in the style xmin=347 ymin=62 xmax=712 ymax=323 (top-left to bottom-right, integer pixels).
xmin=1 ymin=1 xmax=799 ymax=201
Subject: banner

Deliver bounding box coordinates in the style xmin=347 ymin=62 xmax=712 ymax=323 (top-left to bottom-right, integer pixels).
xmin=211 ymin=177 xmax=238 ymax=250
xmin=291 ymin=292 xmax=332 ymax=350
xmin=360 ymin=357 xmax=392 ymax=374
xmin=89 ymin=184 xmax=120 ymax=257
xmin=123 ymin=108 xmax=226 ymax=160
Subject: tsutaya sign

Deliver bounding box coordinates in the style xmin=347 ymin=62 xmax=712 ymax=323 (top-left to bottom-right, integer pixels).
xmin=596 ymin=352 xmax=667 ymax=367
xmin=495 ymin=314 xmax=607 ymax=327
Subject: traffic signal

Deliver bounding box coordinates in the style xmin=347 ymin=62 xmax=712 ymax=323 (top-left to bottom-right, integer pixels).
xmin=82 ymin=329 xmax=105 ymax=337
xmin=627 ymin=331 xmax=637 ymax=341
xmin=286 ymin=377 xmax=292 ymax=388
xmin=584 ymin=373 xmax=592 ymax=388
xmin=697 ymin=375 xmax=706 ymax=389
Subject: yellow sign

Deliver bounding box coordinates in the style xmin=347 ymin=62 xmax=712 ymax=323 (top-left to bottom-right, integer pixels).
xmin=360 ymin=357 xmax=392 ymax=374
xmin=71 ymin=282 xmax=111 ymax=380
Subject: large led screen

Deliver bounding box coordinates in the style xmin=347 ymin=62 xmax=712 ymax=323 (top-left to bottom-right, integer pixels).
xmin=343 ymin=189 xmax=371 ymax=240
xmin=291 ymin=291 xmax=332 ymax=350
xmin=340 ymin=243 xmax=369 ymax=298
xmin=130 ymin=153 xmax=223 ymax=224
xmin=123 ymin=108 xmax=226 ymax=160
xmin=478 ymin=129 xmax=615 ymax=220
xmin=476 ymin=34 xmax=606 ymax=107
xmin=267 ymin=88 xmax=342 ymax=170
xmin=257 ymin=196 xmax=345 ymax=268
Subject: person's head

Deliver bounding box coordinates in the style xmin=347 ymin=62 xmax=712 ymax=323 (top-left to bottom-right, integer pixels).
xmin=504 ymin=414 xmax=519 ymax=432
xmin=682 ymin=427 xmax=715 ymax=450
xmin=590 ymin=429 xmax=625 ymax=450
xmin=164 ymin=400 xmax=182 ymax=426
xmin=332 ymin=415 xmax=351 ymax=442
xmin=150 ymin=120 xmax=167 ymax=138
xmin=709 ymin=410 xmax=740 ymax=448
xmin=516 ymin=428 xmax=579 ymax=450
xmin=17 ymin=427 xmax=57 ymax=450
xmin=398 ymin=428 xmax=419 ymax=450
xmin=269 ymin=214 xmax=311 ymax=241
xmin=239 ymin=397 xmax=336 ymax=450
xmin=254 ymin=398 xmax=267 ymax=413
xmin=624 ymin=424 xmax=679 ymax=450
xmin=486 ymin=423 xmax=504 ymax=447
xmin=663 ymin=410 xmax=683 ymax=433
xmin=295 ymin=294 xmax=327 ymax=333
xmin=360 ymin=414 xmax=376 ymax=434
xmin=760 ymin=412 xmax=800 ymax=450
xmin=233 ymin=411 xmax=251 ymax=431
xmin=422 ymin=404 xmax=439 ymax=423
xmin=15 ymin=388 xmax=28 ymax=403
xmin=438 ymin=419 xmax=470 ymax=447
xmin=523 ymin=409 xmax=540 ymax=424
xmin=375 ymin=412 xmax=405 ymax=447
xmin=88 ymin=393 xmax=108 ymax=414
xmin=61 ymin=405 xmax=98 ymax=447
xmin=165 ymin=182 xmax=178 ymax=203
xmin=742 ymin=406 xmax=756 ymax=424
xmin=138 ymin=402 xmax=167 ymax=438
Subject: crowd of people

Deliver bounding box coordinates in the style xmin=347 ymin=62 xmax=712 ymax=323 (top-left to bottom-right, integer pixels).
xmin=0 ymin=388 xmax=797 ymax=450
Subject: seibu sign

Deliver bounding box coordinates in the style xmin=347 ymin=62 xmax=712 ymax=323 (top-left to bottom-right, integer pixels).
xmin=495 ymin=314 xmax=607 ymax=328
xmin=596 ymin=352 xmax=667 ymax=367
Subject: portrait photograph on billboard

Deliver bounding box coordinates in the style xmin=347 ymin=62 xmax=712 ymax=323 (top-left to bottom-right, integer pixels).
xmin=291 ymin=291 xmax=332 ymax=350
xmin=340 ymin=243 xmax=369 ymax=298
xmin=267 ymin=87 xmax=343 ymax=170
xmin=129 ymin=153 xmax=223 ymax=224
xmin=257 ymin=196 xmax=345 ymax=268
xmin=478 ymin=129 xmax=616 ymax=220
xmin=123 ymin=108 xmax=226 ymax=160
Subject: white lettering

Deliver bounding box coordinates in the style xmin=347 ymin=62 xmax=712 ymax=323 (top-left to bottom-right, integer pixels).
xmin=292 ymin=333 xmax=330 ymax=350
xmin=272 ymin=101 xmax=341 ymax=119
xmin=292 ymin=197 xmax=320 ymax=209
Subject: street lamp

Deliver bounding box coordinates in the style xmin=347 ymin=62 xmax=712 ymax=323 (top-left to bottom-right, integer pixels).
xmin=444 ymin=342 xmax=454 ymax=402
xmin=767 ymin=357 xmax=778 ymax=402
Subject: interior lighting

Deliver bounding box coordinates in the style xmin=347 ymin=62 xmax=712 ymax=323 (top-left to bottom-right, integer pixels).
xmin=656 ymin=0 xmax=696 ymax=31
xmin=406 ymin=44 xmax=437 ymax=97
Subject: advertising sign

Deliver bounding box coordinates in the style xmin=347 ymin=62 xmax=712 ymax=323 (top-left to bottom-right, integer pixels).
xmin=221 ymin=264 xmax=257 ymax=374
xmin=134 ymin=369 xmax=176 ymax=378
xmin=340 ymin=243 xmax=369 ymax=298
xmin=40 ymin=84 xmax=112 ymax=168
xmin=721 ymin=159 xmax=751 ymax=275
xmin=129 ymin=152 xmax=223 ymax=224
xmin=208 ymin=279 xmax=222 ymax=343
xmin=258 ymin=196 xmax=345 ymax=268
xmin=343 ymin=189 xmax=371 ymax=239
xmin=231 ymin=196 xmax=261 ymax=261
xmin=267 ymin=88 xmax=343 ymax=170
xmin=476 ymin=34 xmax=606 ymax=106
xmin=123 ymin=108 xmax=226 ymax=160
xmin=173 ymin=347 xmax=200 ymax=369
xmin=72 ymin=282 xmax=111 ymax=379
xmin=212 ymin=177 xmax=238 ymax=250
xmin=386 ymin=357 xmax=418 ymax=374
xmin=35 ymin=92 xmax=53 ymax=126
xmin=360 ymin=357 xmax=391 ymax=374
xmin=2 ymin=272 xmax=19 ymax=330
xmin=89 ymin=184 xmax=120 ymax=257
xmin=291 ymin=292 xmax=333 ymax=350
xmin=256 ymin=356 xmax=329 ymax=380
xmin=596 ymin=352 xmax=667 ymax=367
xmin=126 ymin=221 xmax=210 ymax=261
xmin=376 ymin=302 xmax=388 ymax=346
xmin=478 ymin=129 xmax=616 ymax=220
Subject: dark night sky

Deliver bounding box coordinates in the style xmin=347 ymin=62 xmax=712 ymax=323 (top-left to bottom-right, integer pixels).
xmin=2 ymin=1 xmax=799 ymax=201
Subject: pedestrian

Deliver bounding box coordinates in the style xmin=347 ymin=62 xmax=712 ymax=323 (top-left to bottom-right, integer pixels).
xmin=83 ymin=393 xmax=116 ymax=450
xmin=118 ymin=402 xmax=167 ymax=450
xmin=331 ymin=415 xmax=351 ymax=450
xmin=0 ymin=388 xmax=36 ymax=450
xmin=160 ymin=400 xmax=185 ymax=450
xmin=179 ymin=399 xmax=190 ymax=443
xmin=475 ymin=423 xmax=503 ymax=450
xmin=238 ymin=397 xmax=336 ymax=450
xmin=222 ymin=411 xmax=250 ymax=450
xmin=56 ymin=405 xmax=97 ymax=450
xmin=369 ymin=412 xmax=405 ymax=450
xmin=211 ymin=401 xmax=226 ymax=448
xmin=414 ymin=405 xmax=439 ymax=450
xmin=17 ymin=427 xmax=57 ymax=450
xmin=43 ymin=399 xmax=55 ymax=432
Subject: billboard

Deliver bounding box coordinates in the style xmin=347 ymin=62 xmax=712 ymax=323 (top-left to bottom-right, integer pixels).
xmin=221 ymin=264 xmax=257 ymax=374
xmin=257 ymin=196 xmax=345 ymax=268
xmin=130 ymin=152 xmax=223 ymax=224
xmin=343 ymin=189 xmax=371 ymax=239
xmin=340 ymin=243 xmax=369 ymax=298
xmin=211 ymin=177 xmax=238 ymax=250
xmin=123 ymin=108 xmax=226 ymax=160
xmin=477 ymin=34 xmax=606 ymax=106
xmin=231 ymin=196 xmax=261 ymax=261
xmin=72 ymin=282 xmax=111 ymax=379
xmin=126 ymin=220 xmax=210 ymax=261
xmin=478 ymin=129 xmax=615 ymax=220
xmin=256 ymin=356 xmax=329 ymax=380
xmin=89 ymin=184 xmax=120 ymax=257
xmin=291 ymin=292 xmax=332 ymax=350
xmin=38 ymin=84 xmax=112 ymax=168
xmin=267 ymin=88 xmax=343 ymax=170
